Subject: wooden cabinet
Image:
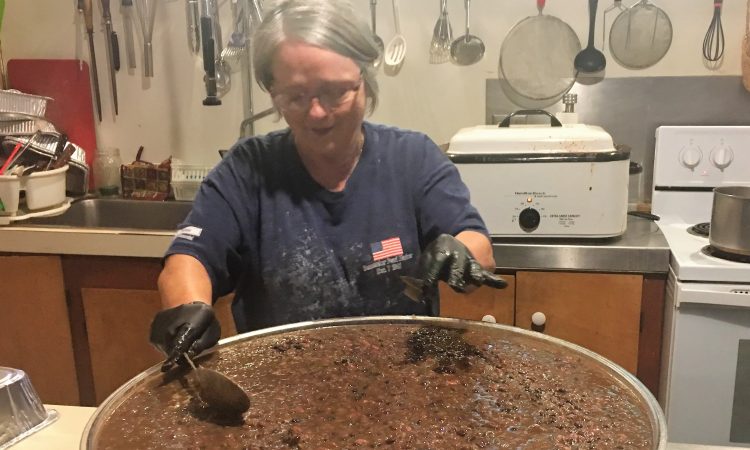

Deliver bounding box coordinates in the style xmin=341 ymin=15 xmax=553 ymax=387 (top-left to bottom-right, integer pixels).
xmin=440 ymin=270 xmax=665 ymax=395
xmin=514 ymin=271 xmax=642 ymax=373
xmin=62 ymin=255 xmax=237 ymax=406
xmin=439 ymin=275 xmax=516 ymax=325
xmin=0 ymin=255 xmax=79 ymax=405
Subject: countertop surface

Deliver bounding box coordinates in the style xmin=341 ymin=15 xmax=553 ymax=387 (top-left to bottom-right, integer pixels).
xmin=0 ymin=214 xmax=670 ymax=273
xmin=12 ymin=405 xmax=95 ymax=450
xmin=492 ymin=214 xmax=669 ymax=273
xmin=9 ymin=405 xmax=740 ymax=450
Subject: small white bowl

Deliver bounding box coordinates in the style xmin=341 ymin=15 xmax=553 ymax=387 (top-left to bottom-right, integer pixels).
xmin=22 ymin=164 xmax=69 ymax=210
xmin=0 ymin=174 xmax=21 ymax=215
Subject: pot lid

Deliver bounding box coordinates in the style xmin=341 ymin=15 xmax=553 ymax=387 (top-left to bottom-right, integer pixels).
xmin=447 ymin=124 xmax=616 ymax=155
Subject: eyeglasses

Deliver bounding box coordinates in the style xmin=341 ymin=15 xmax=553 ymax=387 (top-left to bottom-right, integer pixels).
xmin=272 ymin=78 xmax=363 ymax=113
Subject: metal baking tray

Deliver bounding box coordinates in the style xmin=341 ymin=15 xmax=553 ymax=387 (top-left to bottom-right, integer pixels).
xmin=0 ymin=90 xmax=53 ymax=118
xmin=0 ymin=367 xmax=59 ymax=449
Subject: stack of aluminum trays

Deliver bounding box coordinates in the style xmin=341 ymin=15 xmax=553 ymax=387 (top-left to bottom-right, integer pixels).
xmin=1 ymin=134 xmax=89 ymax=196
xmin=0 ymin=367 xmax=59 ymax=449
xmin=0 ymin=90 xmax=55 ymax=135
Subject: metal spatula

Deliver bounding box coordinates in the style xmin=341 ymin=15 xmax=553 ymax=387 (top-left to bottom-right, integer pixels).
xmin=184 ymin=354 xmax=250 ymax=416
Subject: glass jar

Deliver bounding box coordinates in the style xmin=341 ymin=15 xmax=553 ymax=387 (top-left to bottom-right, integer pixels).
xmin=94 ymin=147 xmax=122 ymax=196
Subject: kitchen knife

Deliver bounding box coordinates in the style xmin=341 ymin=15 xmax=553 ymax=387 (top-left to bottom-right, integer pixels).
xmin=101 ymin=0 xmax=119 ymax=115
xmin=83 ymin=0 xmax=103 ymax=121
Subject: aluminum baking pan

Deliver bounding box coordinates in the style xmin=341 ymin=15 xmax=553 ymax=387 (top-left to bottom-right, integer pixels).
xmin=0 ymin=117 xmax=57 ymax=135
xmin=0 ymin=367 xmax=59 ymax=449
xmin=82 ymin=316 xmax=667 ymax=449
xmin=0 ymin=90 xmax=52 ymax=118
xmin=3 ymin=133 xmax=87 ymax=170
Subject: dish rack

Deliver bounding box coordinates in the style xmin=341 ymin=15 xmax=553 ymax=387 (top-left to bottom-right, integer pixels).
xmin=171 ymin=164 xmax=211 ymax=201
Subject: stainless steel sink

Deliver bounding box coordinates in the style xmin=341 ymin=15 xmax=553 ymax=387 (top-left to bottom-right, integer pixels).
xmin=22 ymin=198 xmax=193 ymax=231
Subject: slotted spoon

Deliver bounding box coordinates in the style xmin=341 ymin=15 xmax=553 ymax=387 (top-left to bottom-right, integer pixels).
xmin=384 ymin=0 xmax=406 ymax=69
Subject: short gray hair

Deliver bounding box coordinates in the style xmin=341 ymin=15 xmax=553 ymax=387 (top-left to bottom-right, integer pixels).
xmin=252 ymin=0 xmax=380 ymax=113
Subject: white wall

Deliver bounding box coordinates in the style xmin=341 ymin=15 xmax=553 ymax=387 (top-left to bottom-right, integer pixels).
xmin=3 ymin=0 xmax=747 ymax=166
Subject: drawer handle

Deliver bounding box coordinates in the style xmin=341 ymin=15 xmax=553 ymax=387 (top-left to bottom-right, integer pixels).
xmin=531 ymin=311 xmax=546 ymax=332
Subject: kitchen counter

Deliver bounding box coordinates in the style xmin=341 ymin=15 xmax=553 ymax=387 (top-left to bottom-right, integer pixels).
xmin=492 ymin=215 xmax=669 ymax=274
xmin=0 ymin=215 xmax=670 ymax=272
xmin=13 ymin=404 xmax=95 ymax=450
xmin=0 ymin=225 xmax=174 ymax=258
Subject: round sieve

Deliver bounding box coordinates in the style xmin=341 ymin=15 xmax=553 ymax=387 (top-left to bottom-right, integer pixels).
xmin=498 ymin=0 xmax=581 ymax=102
xmin=609 ymin=0 xmax=673 ymax=69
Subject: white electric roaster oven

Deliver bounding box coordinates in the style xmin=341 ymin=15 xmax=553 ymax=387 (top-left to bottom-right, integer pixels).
xmin=447 ymin=110 xmax=629 ymax=238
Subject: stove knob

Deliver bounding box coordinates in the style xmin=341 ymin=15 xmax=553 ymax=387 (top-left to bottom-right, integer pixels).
xmin=518 ymin=208 xmax=541 ymax=232
xmin=710 ymin=145 xmax=734 ymax=171
xmin=679 ymin=145 xmax=702 ymax=170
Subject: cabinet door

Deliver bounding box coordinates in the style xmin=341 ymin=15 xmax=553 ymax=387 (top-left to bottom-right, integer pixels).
xmin=82 ymin=289 xmax=236 ymax=404
xmin=0 ymin=255 xmax=79 ymax=404
xmin=439 ymin=275 xmax=515 ymax=325
xmin=515 ymin=271 xmax=642 ymax=373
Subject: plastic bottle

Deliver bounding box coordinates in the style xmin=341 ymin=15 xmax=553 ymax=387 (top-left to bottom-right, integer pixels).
xmin=94 ymin=147 xmax=122 ymax=196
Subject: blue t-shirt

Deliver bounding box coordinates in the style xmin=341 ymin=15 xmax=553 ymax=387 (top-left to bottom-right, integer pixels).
xmin=166 ymin=122 xmax=488 ymax=332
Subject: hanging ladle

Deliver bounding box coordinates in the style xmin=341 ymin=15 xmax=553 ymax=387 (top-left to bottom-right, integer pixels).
xmin=575 ymin=0 xmax=607 ymax=73
xmin=450 ymin=0 xmax=484 ymax=65
xmin=184 ymin=354 xmax=250 ymax=416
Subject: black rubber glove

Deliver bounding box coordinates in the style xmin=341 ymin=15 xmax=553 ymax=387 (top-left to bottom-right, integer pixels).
xmin=149 ymin=301 xmax=221 ymax=372
xmin=418 ymin=234 xmax=507 ymax=293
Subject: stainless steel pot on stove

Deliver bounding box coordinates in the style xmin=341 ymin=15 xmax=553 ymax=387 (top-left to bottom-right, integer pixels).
xmin=710 ymin=186 xmax=750 ymax=256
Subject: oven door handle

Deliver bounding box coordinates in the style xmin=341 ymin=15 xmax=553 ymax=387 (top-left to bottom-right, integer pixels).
xmin=676 ymin=285 xmax=750 ymax=308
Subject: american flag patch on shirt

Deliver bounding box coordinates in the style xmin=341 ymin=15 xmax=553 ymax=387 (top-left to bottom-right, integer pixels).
xmin=370 ymin=237 xmax=404 ymax=261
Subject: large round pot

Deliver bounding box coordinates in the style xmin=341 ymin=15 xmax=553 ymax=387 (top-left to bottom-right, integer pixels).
xmin=81 ymin=316 xmax=667 ymax=449
xmin=710 ymin=186 xmax=750 ymax=256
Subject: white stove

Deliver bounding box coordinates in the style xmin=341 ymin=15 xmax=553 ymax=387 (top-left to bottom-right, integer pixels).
xmin=652 ymin=126 xmax=750 ymax=447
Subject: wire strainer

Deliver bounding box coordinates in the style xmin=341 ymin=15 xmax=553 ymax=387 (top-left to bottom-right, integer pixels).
xmin=498 ymin=0 xmax=580 ymax=102
xmin=609 ymin=0 xmax=672 ymax=69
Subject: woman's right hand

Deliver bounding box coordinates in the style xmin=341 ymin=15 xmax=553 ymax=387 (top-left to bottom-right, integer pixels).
xmin=149 ymin=301 xmax=221 ymax=372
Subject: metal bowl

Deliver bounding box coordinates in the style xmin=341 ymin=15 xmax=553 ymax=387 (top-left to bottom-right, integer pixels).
xmin=81 ymin=316 xmax=667 ymax=449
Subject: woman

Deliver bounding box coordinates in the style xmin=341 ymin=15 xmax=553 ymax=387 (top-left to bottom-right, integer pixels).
xmin=150 ymin=0 xmax=504 ymax=371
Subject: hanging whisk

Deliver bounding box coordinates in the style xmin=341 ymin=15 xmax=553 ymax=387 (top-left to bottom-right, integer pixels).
xmin=702 ymin=0 xmax=725 ymax=62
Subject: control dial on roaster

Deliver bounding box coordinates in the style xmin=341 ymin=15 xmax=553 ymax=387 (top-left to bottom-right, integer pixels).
xmin=710 ymin=145 xmax=734 ymax=171
xmin=519 ymin=208 xmax=541 ymax=232
xmin=679 ymin=145 xmax=702 ymax=170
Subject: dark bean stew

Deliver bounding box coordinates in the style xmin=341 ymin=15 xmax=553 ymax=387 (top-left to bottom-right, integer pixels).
xmin=93 ymin=324 xmax=654 ymax=449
